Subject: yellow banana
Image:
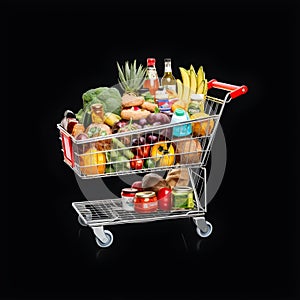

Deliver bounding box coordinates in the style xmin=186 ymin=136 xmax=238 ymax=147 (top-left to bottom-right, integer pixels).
xmin=176 ymin=79 xmax=183 ymax=101
xmin=189 ymin=64 xmax=196 ymax=75
xmin=202 ymin=78 xmax=208 ymax=99
xmin=179 ymin=67 xmax=190 ymax=104
xmin=189 ymin=67 xmax=197 ymax=97
xmin=196 ymin=66 xmax=205 ymax=90
xmin=196 ymin=79 xmax=205 ymax=94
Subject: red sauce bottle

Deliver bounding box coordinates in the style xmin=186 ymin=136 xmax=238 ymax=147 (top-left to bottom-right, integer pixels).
xmin=143 ymin=58 xmax=160 ymax=97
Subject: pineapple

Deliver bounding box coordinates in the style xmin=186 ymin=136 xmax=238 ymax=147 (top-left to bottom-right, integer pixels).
xmin=116 ymin=60 xmax=147 ymax=96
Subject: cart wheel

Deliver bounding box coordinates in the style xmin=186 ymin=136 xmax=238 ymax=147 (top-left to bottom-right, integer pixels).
xmin=196 ymin=221 xmax=213 ymax=238
xmin=95 ymin=230 xmax=113 ymax=248
xmin=78 ymin=215 xmax=87 ymax=226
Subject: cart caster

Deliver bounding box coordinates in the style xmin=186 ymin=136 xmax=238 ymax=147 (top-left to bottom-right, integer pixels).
xmin=193 ymin=217 xmax=213 ymax=238
xmin=78 ymin=216 xmax=87 ymax=226
xmin=196 ymin=221 xmax=213 ymax=238
xmin=93 ymin=227 xmax=113 ymax=248
xmin=78 ymin=209 xmax=92 ymax=226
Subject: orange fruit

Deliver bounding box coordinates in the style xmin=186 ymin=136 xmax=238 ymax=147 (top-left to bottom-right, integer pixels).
xmin=190 ymin=112 xmax=215 ymax=136
xmin=171 ymin=100 xmax=187 ymax=112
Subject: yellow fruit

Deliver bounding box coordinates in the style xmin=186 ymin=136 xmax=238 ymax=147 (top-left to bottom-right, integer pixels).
xmin=179 ymin=67 xmax=190 ymax=104
xmin=176 ymin=79 xmax=183 ymax=101
xmin=171 ymin=100 xmax=187 ymax=112
xmin=189 ymin=68 xmax=197 ymax=97
xmin=79 ymin=147 xmax=106 ymax=175
xmin=202 ymin=78 xmax=208 ymax=99
xmin=189 ymin=64 xmax=196 ymax=74
xmin=190 ymin=112 xmax=215 ymax=136
xmin=196 ymin=79 xmax=205 ymax=94
xmin=196 ymin=66 xmax=205 ymax=89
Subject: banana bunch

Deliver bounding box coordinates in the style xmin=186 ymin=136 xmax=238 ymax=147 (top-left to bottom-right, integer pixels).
xmin=176 ymin=64 xmax=208 ymax=105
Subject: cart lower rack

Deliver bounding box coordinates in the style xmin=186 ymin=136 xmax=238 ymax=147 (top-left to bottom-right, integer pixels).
xmin=57 ymin=79 xmax=248 ymax=248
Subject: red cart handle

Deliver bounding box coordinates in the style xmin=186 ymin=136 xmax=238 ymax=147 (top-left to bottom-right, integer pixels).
xmin=208 ymin=79 xmax=248 ymax=99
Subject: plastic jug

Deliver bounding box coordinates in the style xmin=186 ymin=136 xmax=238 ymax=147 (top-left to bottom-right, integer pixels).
xmin=170 ymin=108 xmax=192 ymax=137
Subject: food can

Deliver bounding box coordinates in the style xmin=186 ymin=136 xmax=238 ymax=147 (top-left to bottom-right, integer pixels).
xmin=134 ymin=191 xmax=158 ymax=213
xmin=172 ymin=186 xmax=194 ymax=209
xmin=121 ymin=188 xmax=138 ymax=211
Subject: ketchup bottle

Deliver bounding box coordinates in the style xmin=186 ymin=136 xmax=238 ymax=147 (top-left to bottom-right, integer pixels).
xmin=143 ymin=58 xmax=160 ymax=97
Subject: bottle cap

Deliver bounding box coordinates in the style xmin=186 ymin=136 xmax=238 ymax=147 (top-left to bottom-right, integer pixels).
xmin=175 ymin=108 xmax=185 ymax=116
xmin=147 ymin=58 xmax=156 ymax=66
xmin=190 ymin=93 xmax=204 ymax=101
xmin=164 ymin=58 xmax=171 ymax=62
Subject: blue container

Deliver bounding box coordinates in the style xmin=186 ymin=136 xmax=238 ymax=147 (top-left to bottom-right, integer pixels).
xmin=170 ymin=108 xmax=192 ymax=137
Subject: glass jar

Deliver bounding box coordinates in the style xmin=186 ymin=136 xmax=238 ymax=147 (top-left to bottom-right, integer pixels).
xmin=134 ymin=191 xmax=158 ymax=213
xmin=172 ymin=186 xmax=194 ymax=209
xmin=121 ymin=188 xmax=138 ymax=211
xmin=91 ymin=103 xmax=104 ymax=123
xmin=156 ymin=90 xmax=170 ymax=113
xmin=188 ymin=93 xmax=205 ymax=116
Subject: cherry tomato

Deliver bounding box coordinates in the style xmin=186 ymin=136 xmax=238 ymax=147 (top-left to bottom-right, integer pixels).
xmin=130 ymin=155 xmax=144 ymax=170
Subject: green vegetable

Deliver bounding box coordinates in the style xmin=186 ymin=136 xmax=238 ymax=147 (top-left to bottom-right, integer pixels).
xmin=142 ymin=91 xmax=155 ymax=103
xmin=143 ymin=158 xmax=156 ymax=169
xmin=112 ymin=154 xmax=131 ymax=171
xmin=82 ymin=87 xmax=122 ymax=115
xmin=112 ymin=138 xmax=134 ymax=160
xmin=76 ymin=86 xmax=122 ymax=128
xmin=105 ymin=165 xmax=115 ymax=174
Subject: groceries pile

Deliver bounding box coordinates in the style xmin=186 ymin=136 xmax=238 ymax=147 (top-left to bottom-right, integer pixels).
xmin=121 ymin=171 xmax=195 ymax=213
xmin=59 ymin=59 xmax=215 ymax=176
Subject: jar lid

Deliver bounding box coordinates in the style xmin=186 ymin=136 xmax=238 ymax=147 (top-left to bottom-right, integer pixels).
xmin=190 ymin=93 xmax=204 ymax=101
xmin=91 ymin=103 xmax=103 ymax=109
xmin=173 ymin=186 xmax=193 ymax=192
xmin=122 ymin=188 xmax=138 ymax=193
xmin=135 ymin=191 xmax=156 ymax=198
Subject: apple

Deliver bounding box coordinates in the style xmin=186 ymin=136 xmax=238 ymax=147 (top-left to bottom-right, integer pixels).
xmin=157 ymin=187 xmax=172 ymax=211
xmin=131 ymin=181 xmax=143 ymax=192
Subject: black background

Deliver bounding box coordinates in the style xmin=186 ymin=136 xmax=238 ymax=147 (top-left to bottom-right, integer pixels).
xmin=4 ymin=1 xmax=299 ymax=300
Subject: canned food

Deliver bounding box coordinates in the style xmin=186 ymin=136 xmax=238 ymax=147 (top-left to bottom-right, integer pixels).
xmin=121 ymin=188 xmax=138 ymax=211
xmin=134 ymin=191 xmax=158 ymax=213
xmin=172 ymin=186 xmax=194 ymax=209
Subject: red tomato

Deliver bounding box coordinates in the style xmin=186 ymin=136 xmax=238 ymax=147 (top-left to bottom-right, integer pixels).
xmin=157 ymin=187 xmax=172 ymax=211
xmin=130 ymin=155 xmax=144 ymax=170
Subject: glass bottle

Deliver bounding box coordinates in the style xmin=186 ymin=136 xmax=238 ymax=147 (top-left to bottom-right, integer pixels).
xmin=91 ymin=103 xmax=104 ymax=123
xmin=161 ymin=58 xmax=176 ymax=92
xmin=143 ymin=58 xmax=160 ymax=97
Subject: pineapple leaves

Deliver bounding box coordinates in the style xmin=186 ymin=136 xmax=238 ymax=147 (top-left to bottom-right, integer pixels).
xmin=116 ymin=59 xmax=146 ymax=95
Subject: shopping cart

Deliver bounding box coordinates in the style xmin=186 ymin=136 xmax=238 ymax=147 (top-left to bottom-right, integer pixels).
xmin=57 ymin=79 xmax=248 ymax=248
